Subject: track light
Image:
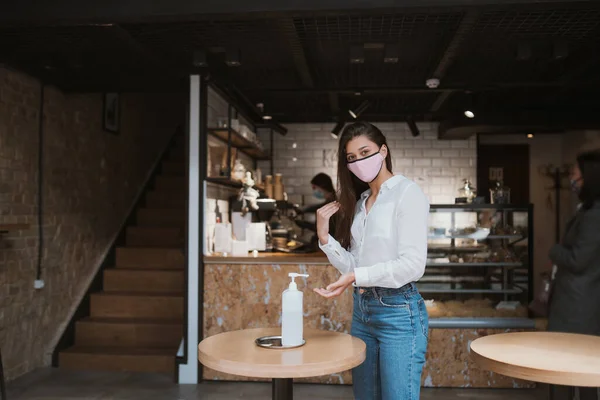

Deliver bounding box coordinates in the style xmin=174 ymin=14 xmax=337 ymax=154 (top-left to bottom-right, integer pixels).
xmin=553 ymin=40 xmax=569 ymax=60
xmin=350 ymin=45 xmax=365 ymax=64
xmin=384 ymin=44 xmax=399 ymax=64
xmin=331 ymin=121 xmax=345 ymax=139
xmin=225 ymin=48 xmax=241 ymax=67
xmin=256 ymin=103 xmax=272 ymax=120
xmin=407 ymin=118 xmax=420 ymax=137
xmin=193 ymin=50 xmax=208 ymax=67
xmin=527 ymin=133 xmax=534 ymax=139
xmin=464 ymin=91 xmax=475 ymax=119
xmin=517 ymin=42 xmax=532 ymax=61
xmin=349 ymin=100 xmax=370 ymax=119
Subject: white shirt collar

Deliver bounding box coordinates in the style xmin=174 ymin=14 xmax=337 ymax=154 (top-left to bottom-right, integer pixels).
xmin=360 ymin=174 xmax=405 ymax=199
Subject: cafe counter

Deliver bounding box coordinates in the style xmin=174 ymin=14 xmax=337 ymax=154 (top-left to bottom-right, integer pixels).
xmin=202 ymin=252 xmax=539 ymax=388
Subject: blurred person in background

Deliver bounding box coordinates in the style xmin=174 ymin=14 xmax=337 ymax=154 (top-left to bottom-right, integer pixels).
xmin=548 ymin=149 xmax=600 ymax=400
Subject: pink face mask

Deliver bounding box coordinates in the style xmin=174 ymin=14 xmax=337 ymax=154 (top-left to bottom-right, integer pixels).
xmin=347 ymin=151 xmax=385 ymax=183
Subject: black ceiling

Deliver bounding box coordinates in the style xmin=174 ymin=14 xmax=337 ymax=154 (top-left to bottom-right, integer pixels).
xmin=1 ymin=1 xmax=600 ymax=130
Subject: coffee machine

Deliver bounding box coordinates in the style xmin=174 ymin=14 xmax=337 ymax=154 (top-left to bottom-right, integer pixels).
xmin=255 ymin=198 xmax=308 ymax=252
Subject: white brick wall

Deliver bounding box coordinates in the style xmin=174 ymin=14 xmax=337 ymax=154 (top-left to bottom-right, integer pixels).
xmin=258 ymin=122 xmax=477 ymax=207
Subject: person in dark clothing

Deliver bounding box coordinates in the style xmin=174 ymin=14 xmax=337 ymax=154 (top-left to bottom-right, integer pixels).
xmin=548 ymin=149 xmax=600 ymax=400
xmin=295 ymin=173 xmax=337 ymax=239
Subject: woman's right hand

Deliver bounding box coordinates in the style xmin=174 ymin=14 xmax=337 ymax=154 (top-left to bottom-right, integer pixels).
xmin=316 ymin=201 xmax=340 ymax=245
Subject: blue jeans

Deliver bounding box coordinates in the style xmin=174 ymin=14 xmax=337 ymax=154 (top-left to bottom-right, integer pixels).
xmin=351 ymin=283 xmax=429 ymax=400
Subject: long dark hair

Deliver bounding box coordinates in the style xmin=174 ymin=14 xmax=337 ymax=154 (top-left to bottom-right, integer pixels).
xmin=577 ymin=149 xmax=600 ymax=210
xmin=335 ymin=121 xmax=393 ymax=249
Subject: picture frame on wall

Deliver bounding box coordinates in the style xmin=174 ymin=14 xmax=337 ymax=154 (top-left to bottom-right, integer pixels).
xmin=103 ymin=92 xmax=120 ymax=134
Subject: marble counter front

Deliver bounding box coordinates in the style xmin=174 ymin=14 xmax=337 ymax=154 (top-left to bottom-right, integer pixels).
xmin=203 ymin=261 xmax=536 ymax=388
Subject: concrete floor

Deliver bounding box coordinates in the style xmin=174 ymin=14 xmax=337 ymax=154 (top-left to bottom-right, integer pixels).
xmin=6 ymin=368 xmax=546 ymax=400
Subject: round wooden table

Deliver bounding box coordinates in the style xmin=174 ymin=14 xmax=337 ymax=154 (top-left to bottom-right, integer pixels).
xmin=470 ymin=332 xmax=600 ymax=388
xmin=198 ymin=327 xmax=366 ymax=400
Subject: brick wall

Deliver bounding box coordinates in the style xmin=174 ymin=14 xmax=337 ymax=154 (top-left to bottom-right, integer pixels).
xmin=257 ymin=122 xmax=476 ymax=210
xmin=0 ymin=66 xmax=184 ymax=380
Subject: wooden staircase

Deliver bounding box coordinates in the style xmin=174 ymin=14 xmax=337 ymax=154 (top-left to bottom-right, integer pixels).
xmin=59 ymin=137 xmax=187 ymax=376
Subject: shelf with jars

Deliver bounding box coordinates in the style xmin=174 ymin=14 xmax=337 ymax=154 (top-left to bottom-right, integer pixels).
xmin=204 ymin=82 xmax=285 ymax=192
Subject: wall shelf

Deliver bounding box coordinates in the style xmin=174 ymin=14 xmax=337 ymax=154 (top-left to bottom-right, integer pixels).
xmin=418 ymin=287 xmax=523 ymax=295
xmin=430 ymin=204 xmax=531 ymax=211
xmin=426 ymin=262 xmax=523 ymax=268
xmin=208 ymin=128 xmax=270 ymax=161
xmin=206 ymin=177 xmax=265 ymax=191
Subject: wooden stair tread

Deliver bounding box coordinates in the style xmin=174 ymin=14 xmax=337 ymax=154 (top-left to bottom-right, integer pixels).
xmin=62 ymin=346 xmax=177 ymax=356
xmin=79 ymin=317 xmax=183 ymax=325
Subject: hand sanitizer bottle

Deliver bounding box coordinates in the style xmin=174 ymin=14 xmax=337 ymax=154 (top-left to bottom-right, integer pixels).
xmin=282 ymin=272 xmax=309 ymax=347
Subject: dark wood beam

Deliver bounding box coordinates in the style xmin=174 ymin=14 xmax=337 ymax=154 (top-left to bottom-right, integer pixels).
xmin=429 ymin=10 xmax=479 ymax=112
xmin=1 ymin=0 xmax=596 ymax=26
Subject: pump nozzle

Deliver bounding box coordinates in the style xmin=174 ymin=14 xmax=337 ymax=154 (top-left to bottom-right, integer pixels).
xmin=288 ymin=273 xmax=309 ymax=290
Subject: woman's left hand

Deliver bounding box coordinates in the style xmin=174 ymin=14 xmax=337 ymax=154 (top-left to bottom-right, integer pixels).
xmin=313 ymin=273 xmax=355 ymax=298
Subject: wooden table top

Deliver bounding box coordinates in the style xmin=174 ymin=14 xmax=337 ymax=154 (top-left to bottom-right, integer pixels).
xmin=470 ymin=332 xmax=600 ymax=387
xmin=198 ymin=327 xmax=366 ymax=379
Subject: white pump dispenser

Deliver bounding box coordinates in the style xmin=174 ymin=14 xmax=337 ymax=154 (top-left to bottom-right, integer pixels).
xmin=282 ymin=272 xmax=309 ymax=346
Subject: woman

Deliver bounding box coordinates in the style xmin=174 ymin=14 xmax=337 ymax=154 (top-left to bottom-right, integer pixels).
xmin=314 ymin=121 xmax=429 ymax=400
xmin=310 ymin=173 xmax=336 ymax=204
xmin=294 ymin=173 xmax=337 ymax=239
xmin=297 ymin=173 xmax=337 ymax=214
xmin=548 ymin=149 xmax=600 ymax=400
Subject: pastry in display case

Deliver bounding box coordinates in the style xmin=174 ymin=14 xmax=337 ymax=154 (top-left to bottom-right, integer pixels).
xmin=422 ymin=204 xmax=533 ymax=325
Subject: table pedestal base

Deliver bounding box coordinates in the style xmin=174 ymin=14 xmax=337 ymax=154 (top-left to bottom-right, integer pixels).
xmin=272 ymin=378 xmax=293 ymax=400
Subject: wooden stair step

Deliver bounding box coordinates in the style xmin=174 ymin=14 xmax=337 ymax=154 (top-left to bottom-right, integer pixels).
xmin=75 ymin=317 xmax=183 ymax=348
xmin=146 ymin=191 xmax=185 ymax=208
xmin=155 ymin=176 xmax=186 ymax=191
xmin=126 ymin=227 xmax=183 ymax=247
xmin=162 ymin=161 xmax=185 ymax=175
xmin=90 ymin=292 xmax=184 ymax=319
xmin=59 ymin=346 xmax=176 ymax=374
xmin=137 ymin=208 xmax=185 ymax=228
xmin=103 ymin=268 xmax=184 ymax=293
xmin=116 ymin=248 xmax=184 ymax=269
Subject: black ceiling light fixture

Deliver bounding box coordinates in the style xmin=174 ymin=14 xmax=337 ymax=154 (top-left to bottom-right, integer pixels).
xmin=553 ymin=40 xmax=569 ymax=60
xmin=464 ymin=91 xmax=475 ymax=119
xmin=193 ymin=50 xmax=208 ymax=67
xmin=225 ymin=47 xmax=241 ymax=67
xmin=407 ymin=117 xmax=420 ymax=137
xmin=516 ymin=42 xmax=532 ymax=61
xmin=349 ymin=100 xmax=370 ymax=119
xmin=331 ymin=121 xmax=345 ymax=139
xmin=384 ymin=44 xmax=400 ymax=64
xmin=350 ymin=45 xmax=365 ymax=64
xmin=256 ymin=102 xmax=272 ymax=120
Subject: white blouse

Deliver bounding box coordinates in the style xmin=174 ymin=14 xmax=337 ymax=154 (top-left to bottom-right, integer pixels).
xmin=319 ymin=174 xmax=429 ymax=288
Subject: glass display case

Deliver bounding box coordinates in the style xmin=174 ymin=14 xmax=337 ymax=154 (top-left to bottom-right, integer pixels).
xmin=422 ymin=204 xmax=534 ymax=328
